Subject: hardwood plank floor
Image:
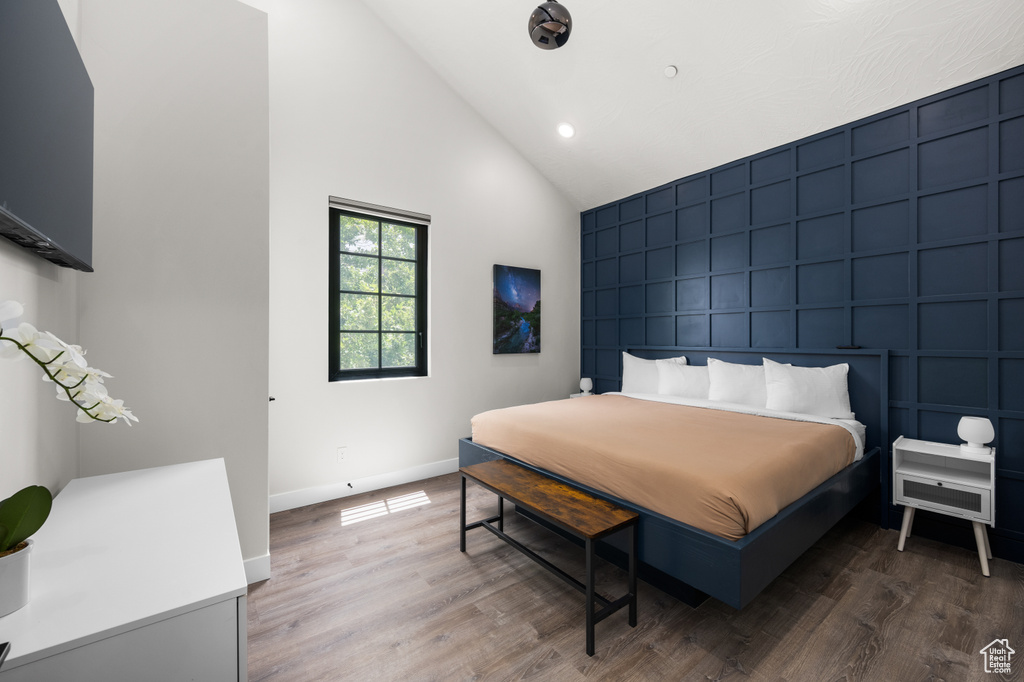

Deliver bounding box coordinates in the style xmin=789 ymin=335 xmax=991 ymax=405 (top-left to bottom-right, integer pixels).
xmin=248 ymin=473 xmax=1024 ymax=681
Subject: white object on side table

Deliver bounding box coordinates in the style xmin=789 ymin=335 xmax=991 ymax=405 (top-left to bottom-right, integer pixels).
xmin=892 ymin=435 xmax=996 ymax=576
xmin=0 ymin=459 xmax=247 ymax=681
xmin=958 ymin=415 xmax=995 ymax=455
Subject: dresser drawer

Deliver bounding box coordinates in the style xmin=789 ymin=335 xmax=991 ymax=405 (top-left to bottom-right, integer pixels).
xmin=895 ymin=472 xmax=991 ymax=523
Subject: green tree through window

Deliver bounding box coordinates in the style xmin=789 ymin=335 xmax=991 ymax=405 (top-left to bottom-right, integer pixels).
xmin=329 ymin=205 xmax=427 ymax=380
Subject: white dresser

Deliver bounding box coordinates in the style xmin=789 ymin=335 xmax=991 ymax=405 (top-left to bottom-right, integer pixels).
xmin=0 ymin=459 xmax=248 ymax=681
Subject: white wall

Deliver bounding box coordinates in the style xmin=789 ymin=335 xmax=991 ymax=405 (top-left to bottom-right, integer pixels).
xmin=0 ymin=243 xmax=80 ymax=498
xmin=55 ymin=0 xmax=79 ymax=46
xmin=0 ymin=0 xmax=82 ymax=501
xmin=6 ymin=0 xmax=578 ymax=572
xmin=267 ymin=0 xmax=580 ymax=507
xmin=76 ymin=0 xmax=271 ymax=576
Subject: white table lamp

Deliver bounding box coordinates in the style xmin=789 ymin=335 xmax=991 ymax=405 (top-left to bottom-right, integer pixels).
xmin=579 ymin=377 xmax=593 ymax=395
xmin=958 ymin=416 xmax=994 ymax=454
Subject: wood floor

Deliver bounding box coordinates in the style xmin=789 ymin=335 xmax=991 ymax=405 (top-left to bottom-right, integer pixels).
xmin=248 ymin=473 xmax=1024 ymax=681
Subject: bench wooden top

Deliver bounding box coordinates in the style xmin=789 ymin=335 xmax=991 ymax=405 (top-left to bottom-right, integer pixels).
xmin=460 ymin=459 xmax=638 ymax=540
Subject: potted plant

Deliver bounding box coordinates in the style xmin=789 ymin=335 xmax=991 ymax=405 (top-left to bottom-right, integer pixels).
xmin=0 ymin=486 xmax=52 ymax=617
xmin=0 ymin=300 xmax=136 ymax=618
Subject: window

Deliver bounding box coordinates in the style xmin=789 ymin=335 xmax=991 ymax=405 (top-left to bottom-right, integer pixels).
xmin=329 ymin=197 xmax=428 ymax=380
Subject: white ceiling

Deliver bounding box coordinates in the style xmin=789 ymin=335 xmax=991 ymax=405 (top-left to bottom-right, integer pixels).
xmin=359 ymin=0 xmax=1024 ymax=210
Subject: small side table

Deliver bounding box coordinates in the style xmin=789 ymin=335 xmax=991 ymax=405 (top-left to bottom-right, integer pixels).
xmin=892 ymin=436 xmax=995 ymax=576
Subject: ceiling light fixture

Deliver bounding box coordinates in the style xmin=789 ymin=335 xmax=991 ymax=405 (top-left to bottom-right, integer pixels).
xmin=557 ymin=123 xmax=576 ymax=138
xmin=529 ymin=2 xmax=572 ymax=50
xmin=664 ymin=65 xmax=678 ymax=78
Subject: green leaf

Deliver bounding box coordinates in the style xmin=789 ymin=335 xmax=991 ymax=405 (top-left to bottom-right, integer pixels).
xmin=338 ymin=215 xmax=379 ymax=255
xmin=0 ymin=486 xmax=52 ymax=552
xmin=382 ymin=296 xmax=415 ymax=331
xmin=338 ymin=333 xmax=379 ymax=371
xmin=382 ymin=333 xmax=415 ymax=368
xmin=339 ymin=293 xmax=379 ymax=331
xmin=381 ymin=260 xmax=415 ymax=295
xmin=338 ymin=254 xmax=379 ymax=293
xmin=381 ymin=223 xmax=416 ymax=259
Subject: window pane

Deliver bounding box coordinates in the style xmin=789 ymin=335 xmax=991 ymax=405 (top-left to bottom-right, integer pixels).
xmin=382 ymin=223 xmax=416 ymax=260
xmin=339 ymin=216 xmax=378 ymax=254
xmin=381 ymin=296 xmax=415 ymax=331
xmin=382 ymin=259 xmax=415 ymax=295
xmin=339 ymin=293 xmax=378 ymax=331
xmin=338 ymin=333 xmax=378 ymax=370
xmin=382 ymin=333 xmax=416 ymax=368
xmin=339 ymin=254 xmax=378 ymax=293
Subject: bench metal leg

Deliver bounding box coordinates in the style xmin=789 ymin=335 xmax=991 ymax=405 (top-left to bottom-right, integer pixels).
xmin=586 ymin=538 xmax=595 ymax=657
xmin=628 ymin=523 xmax=637 ymax=627
xmin=460 ymin=474 xmax=467 ymax=552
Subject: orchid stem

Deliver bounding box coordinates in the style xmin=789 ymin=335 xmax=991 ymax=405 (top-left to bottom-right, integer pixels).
xmin=0 ymin=333 xmax=109 ymax=423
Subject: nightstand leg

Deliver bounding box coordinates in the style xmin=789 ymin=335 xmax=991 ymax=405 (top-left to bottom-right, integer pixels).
xmin=898 ymin=506 xmax=914 ymax=551
xmin=983 ymin=524 xmax=992 ymax=559
xmin=906 ymin=507 xmax=914 ymax=537
xmin=972 ymin=522 xmax=991 ymax=577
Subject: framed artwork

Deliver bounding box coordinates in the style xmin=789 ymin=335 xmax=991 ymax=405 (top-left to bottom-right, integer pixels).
xmin=493 ymin=265 xmax=541 ymax=354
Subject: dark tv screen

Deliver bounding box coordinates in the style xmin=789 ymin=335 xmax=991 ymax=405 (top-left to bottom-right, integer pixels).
xmin=0 ymin=0 xmax=94 ymax=272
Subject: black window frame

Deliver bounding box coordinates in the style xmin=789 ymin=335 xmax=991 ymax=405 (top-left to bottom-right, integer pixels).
xmin=329 ymin=205 xmax=427 ymax=381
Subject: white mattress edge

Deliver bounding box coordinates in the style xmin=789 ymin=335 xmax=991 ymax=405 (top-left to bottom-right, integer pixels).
xmin=606 ymin=392 xmax=866 ymax=461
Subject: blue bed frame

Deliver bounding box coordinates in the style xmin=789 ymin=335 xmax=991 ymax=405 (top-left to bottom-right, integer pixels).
xmin=459 ymin=349 xmax=888 ymax=610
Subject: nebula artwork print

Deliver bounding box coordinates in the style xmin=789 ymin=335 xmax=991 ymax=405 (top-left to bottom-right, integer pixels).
xmin=493 ymin=265 xmax=541 ymax=354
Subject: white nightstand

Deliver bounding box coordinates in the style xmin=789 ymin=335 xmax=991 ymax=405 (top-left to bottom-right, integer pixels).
xmin=892 ymin=436 xmax=996 ymax=576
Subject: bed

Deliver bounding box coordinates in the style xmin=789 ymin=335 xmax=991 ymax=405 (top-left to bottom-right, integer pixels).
xmin=459 ymin=349 xmax=888 ymax=609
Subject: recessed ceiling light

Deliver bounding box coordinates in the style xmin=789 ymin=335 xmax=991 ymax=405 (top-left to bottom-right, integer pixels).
xmin=558 ymin=122 xmax=576 ymax=138
xmin=664 ymin=65 xmax=678 ymax=78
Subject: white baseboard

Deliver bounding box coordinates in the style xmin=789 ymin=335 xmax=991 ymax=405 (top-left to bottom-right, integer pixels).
xmin=268 ymin=458 xmax=459 ymax=514
xmin=244 ymin=553 xmax=271 ymax=584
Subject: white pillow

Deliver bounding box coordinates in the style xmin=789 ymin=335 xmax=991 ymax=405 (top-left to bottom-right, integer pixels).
xmin=763 ymin=357 xmax=854 ymax=419
xmin=706 ymin=358 xmax=767 ymax=408
xmin=621 ymin=352 xmax=685 ymax=394
xmin=656 ymin=361 xmax=710 ymax=399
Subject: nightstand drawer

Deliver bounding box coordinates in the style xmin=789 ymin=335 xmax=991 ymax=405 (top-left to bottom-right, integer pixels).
xmin=895 ymin=472 xmax=991 ymax=523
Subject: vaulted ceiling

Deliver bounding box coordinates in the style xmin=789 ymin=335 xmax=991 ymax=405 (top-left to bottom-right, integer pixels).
xmin=361 ymin=0 xmax=1024 ymax=210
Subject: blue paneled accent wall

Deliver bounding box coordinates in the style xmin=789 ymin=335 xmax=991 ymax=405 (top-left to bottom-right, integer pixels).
xmin=580 ymin=65 xmax=1024 ymax=560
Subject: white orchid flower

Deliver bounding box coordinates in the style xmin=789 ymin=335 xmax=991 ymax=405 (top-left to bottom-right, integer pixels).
xmin=44 ymin=332 xmax=88 ymax=368
xmin=57 ymin=378 xmax=107 ymax=403
xmin=0 ymin=322 xmax=60 ymax=362
xmin=90 ymin=395 xmax=138 ymax=426
xmin=76 ymin=408 xmax=100 ymax=424
xmin=0 ymin=300 xmax=24 ymax=330
xmin=1 ymin=300 xmax=137 ymax=425
xmin=49 ymin=363 xmax=111 ymax=386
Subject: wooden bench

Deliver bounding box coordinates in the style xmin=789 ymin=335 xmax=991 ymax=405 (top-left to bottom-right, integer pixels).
xmin=459 ymin=459 xmax=639 ymax=656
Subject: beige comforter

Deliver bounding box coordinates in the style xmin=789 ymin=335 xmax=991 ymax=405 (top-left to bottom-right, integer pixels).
xmin=471 ymin=395 xmax=856 ymax=540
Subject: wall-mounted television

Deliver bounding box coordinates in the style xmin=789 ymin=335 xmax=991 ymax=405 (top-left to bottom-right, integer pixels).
xmin=0 ymin=0 xmax=94 ymax=272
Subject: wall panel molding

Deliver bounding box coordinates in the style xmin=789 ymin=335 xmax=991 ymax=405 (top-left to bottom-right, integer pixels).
xmin=580 ymin=64 xmax=1024 ymax=561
